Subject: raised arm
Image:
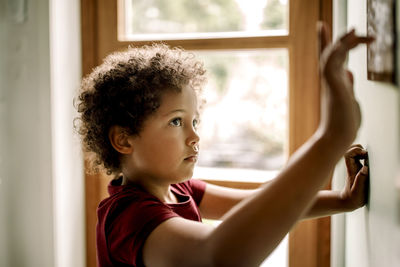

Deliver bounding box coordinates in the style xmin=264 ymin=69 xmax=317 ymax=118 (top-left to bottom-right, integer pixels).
xmin=142 ymin=24 xmax=374 ymax=267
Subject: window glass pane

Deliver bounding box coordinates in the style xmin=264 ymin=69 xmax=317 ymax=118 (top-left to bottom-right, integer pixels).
xmin=122 ymin=0 xmax=289 ymax=40
xmin=195 ymin=49 xmax=288 ymax=174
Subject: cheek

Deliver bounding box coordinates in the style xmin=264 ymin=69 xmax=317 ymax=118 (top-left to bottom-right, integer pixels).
xmin=138 ymin=133 xmax=184 ymax=164
xmin=157 ymin=135 xmax=184 ymax=158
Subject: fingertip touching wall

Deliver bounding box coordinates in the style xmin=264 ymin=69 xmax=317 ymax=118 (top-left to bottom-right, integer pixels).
xmin=332 ymin=0 xmax=400 ymax=266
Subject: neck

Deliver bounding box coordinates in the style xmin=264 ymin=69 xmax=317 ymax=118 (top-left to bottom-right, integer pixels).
xmin=122 ymin=175 xmax=178 ymax=204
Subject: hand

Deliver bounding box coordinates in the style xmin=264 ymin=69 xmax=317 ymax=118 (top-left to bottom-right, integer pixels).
xmin=318 ymin=23 xmax=374 ymax=148
xmin=340 ymin=144 xmax=369 ymax=209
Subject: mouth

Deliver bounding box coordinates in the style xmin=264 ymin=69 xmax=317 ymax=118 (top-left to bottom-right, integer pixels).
xmin=184 ymin=154 xmax=198 ymax=162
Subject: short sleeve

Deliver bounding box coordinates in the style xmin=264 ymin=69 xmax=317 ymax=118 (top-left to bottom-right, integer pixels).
xmin=187 ymin=179 xmax=207 ymax=206
xmin=107 ymin=197 xmax=179 ymax=266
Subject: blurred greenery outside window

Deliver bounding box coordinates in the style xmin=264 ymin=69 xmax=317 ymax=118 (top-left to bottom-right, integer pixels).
xmin=122 ymin=0 xmax=289 ymax=180
xmin=123 ymin=0 xmax=288 ymax=39
xmin=195 ymin=50 xmax=288 ymax=177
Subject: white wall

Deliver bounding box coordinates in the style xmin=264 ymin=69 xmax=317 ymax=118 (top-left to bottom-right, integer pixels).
xmin=332 ymin=1 xmax=400 ymax=266
xmin=331 ymin=2 xmax=348 ymax=267
xmin=0 ymin=0 xmax=84 ymax=266
xmin=0 ymin=0 xmax=54 ymax=266
xmin=0 ymin=1 xmax=9 ymax=264
xmin=50 ymin=0 xmax=85 ymax=266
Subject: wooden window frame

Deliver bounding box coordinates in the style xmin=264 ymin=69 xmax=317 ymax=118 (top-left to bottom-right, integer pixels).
xmin=81 ymin=1 xmax=332 ymax=266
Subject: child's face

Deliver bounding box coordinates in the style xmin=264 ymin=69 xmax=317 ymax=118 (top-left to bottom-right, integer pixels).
xmin=126 ymin=85 xmax=200 ymax=184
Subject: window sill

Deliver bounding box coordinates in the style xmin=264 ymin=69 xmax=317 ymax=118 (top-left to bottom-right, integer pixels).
xmin=193 ymin=166 xmax=278 ymax=189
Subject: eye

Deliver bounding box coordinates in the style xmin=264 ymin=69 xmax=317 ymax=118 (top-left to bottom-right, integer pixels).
xmin=169 ymin=117 xmax=182 ymax=127
xmin=193 ymin=118 xmax=200 ymax=129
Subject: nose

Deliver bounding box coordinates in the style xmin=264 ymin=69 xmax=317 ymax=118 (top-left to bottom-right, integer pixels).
xmin=186 ymin=127 xmax=200 ymax=148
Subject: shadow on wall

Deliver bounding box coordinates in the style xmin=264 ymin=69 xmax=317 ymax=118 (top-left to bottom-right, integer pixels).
xmin=397 ymin=171 xmax=400 ymax=225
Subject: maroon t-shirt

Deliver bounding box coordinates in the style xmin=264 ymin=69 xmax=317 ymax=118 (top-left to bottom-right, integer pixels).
xmin=96 ymin=177 xmax=207 ymax=267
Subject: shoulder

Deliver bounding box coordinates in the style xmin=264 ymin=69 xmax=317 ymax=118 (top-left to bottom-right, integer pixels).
xmin=173 ymin=178 xmax=207 ymax=195
xmin=173 ymin=179 xmax=207 ymax=205
xmin=97 ymin=187 xmax=179 ymax=265
xmin=99 ymin=186 xmax=175 ymax=227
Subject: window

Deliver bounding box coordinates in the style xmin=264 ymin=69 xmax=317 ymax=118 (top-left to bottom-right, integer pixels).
xmin=121 ymin=0 xmax=288 ymax=39
xmin=194 ymin=49 xmax=288 ymax=185
xmin=81 ymin=0 xmax=332 ymax=266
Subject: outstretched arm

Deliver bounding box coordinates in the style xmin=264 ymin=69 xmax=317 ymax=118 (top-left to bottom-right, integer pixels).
xmin=199 ymin=144 xmax=369 ymax=220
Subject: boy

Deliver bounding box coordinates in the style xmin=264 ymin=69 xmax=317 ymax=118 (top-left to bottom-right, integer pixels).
xmin=76 ymin=24 xmax=372 ymax=266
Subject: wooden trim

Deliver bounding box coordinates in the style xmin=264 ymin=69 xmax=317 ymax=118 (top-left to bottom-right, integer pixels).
xmin=288 ymin=2 xmax=321 ymax=266
xmin=117 ymin=0 xmax=126 ymax=42
xmin=81 ymin=1 xmax=100 ymax=267
xmin=81 ymin=0 xmax=98 ymax=76
xmin=315 ymin=4 xmax=333 ymax=266
xmin=96 ymin=0 xmax=120 ymax=61
xmin=288 ymin=1 xmax=332 ymax=267
xmin=109 ymin=35 xmax=289 ymax=52
xmin=321 ymin=0 xmax=333 ymax=32
xmin=84 ymin=166 xmax=114 ymax=267
xmin=83 ymin=166 xmax=100 ymax=267
xmin=81 ymin=1 xmax=95 ymax=267
xmin=201 ymin=179 xmax=262 ymax=190
xmin=95 ymin=0 xmax=290 ymax=59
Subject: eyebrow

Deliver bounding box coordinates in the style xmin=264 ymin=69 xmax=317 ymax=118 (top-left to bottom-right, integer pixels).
xmin=163 ymin=109 xmax=186 ymax=117
xmin=163 ymin=109 xmax=199 ymax=117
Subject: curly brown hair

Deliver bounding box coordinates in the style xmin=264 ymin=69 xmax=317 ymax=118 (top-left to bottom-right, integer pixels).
xmin=75 ymin=44 xmax=206 ymax=174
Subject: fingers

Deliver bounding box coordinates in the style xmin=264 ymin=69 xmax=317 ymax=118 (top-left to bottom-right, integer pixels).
xmin=345 ymin=147 xmax=367 ymax=171
xmin=348 ymin=143 xmax=363 ymax=149
xmin=351 ymin=166 xmax=369 ymax=205
xmin=345 ymin=145 xmax=368 ymax=183
xmin=324 ymin=29 xmax=374 ymax=72
xmin=345 ymin=145 xmax=368 ymax=159
xmin=338 ymin=29 xmax=374 ymax=51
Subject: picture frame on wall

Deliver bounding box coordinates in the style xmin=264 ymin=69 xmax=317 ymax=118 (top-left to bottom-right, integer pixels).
xmin=367 ymin=0 xmax=397 ymax=84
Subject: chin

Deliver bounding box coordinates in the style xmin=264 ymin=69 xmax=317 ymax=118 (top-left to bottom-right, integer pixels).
xmin=174 ymin=172 xmax=193 ymax=184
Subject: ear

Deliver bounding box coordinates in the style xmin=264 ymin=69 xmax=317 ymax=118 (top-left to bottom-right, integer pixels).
xmin=108 ymin=125 xmax=134 ymax=154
